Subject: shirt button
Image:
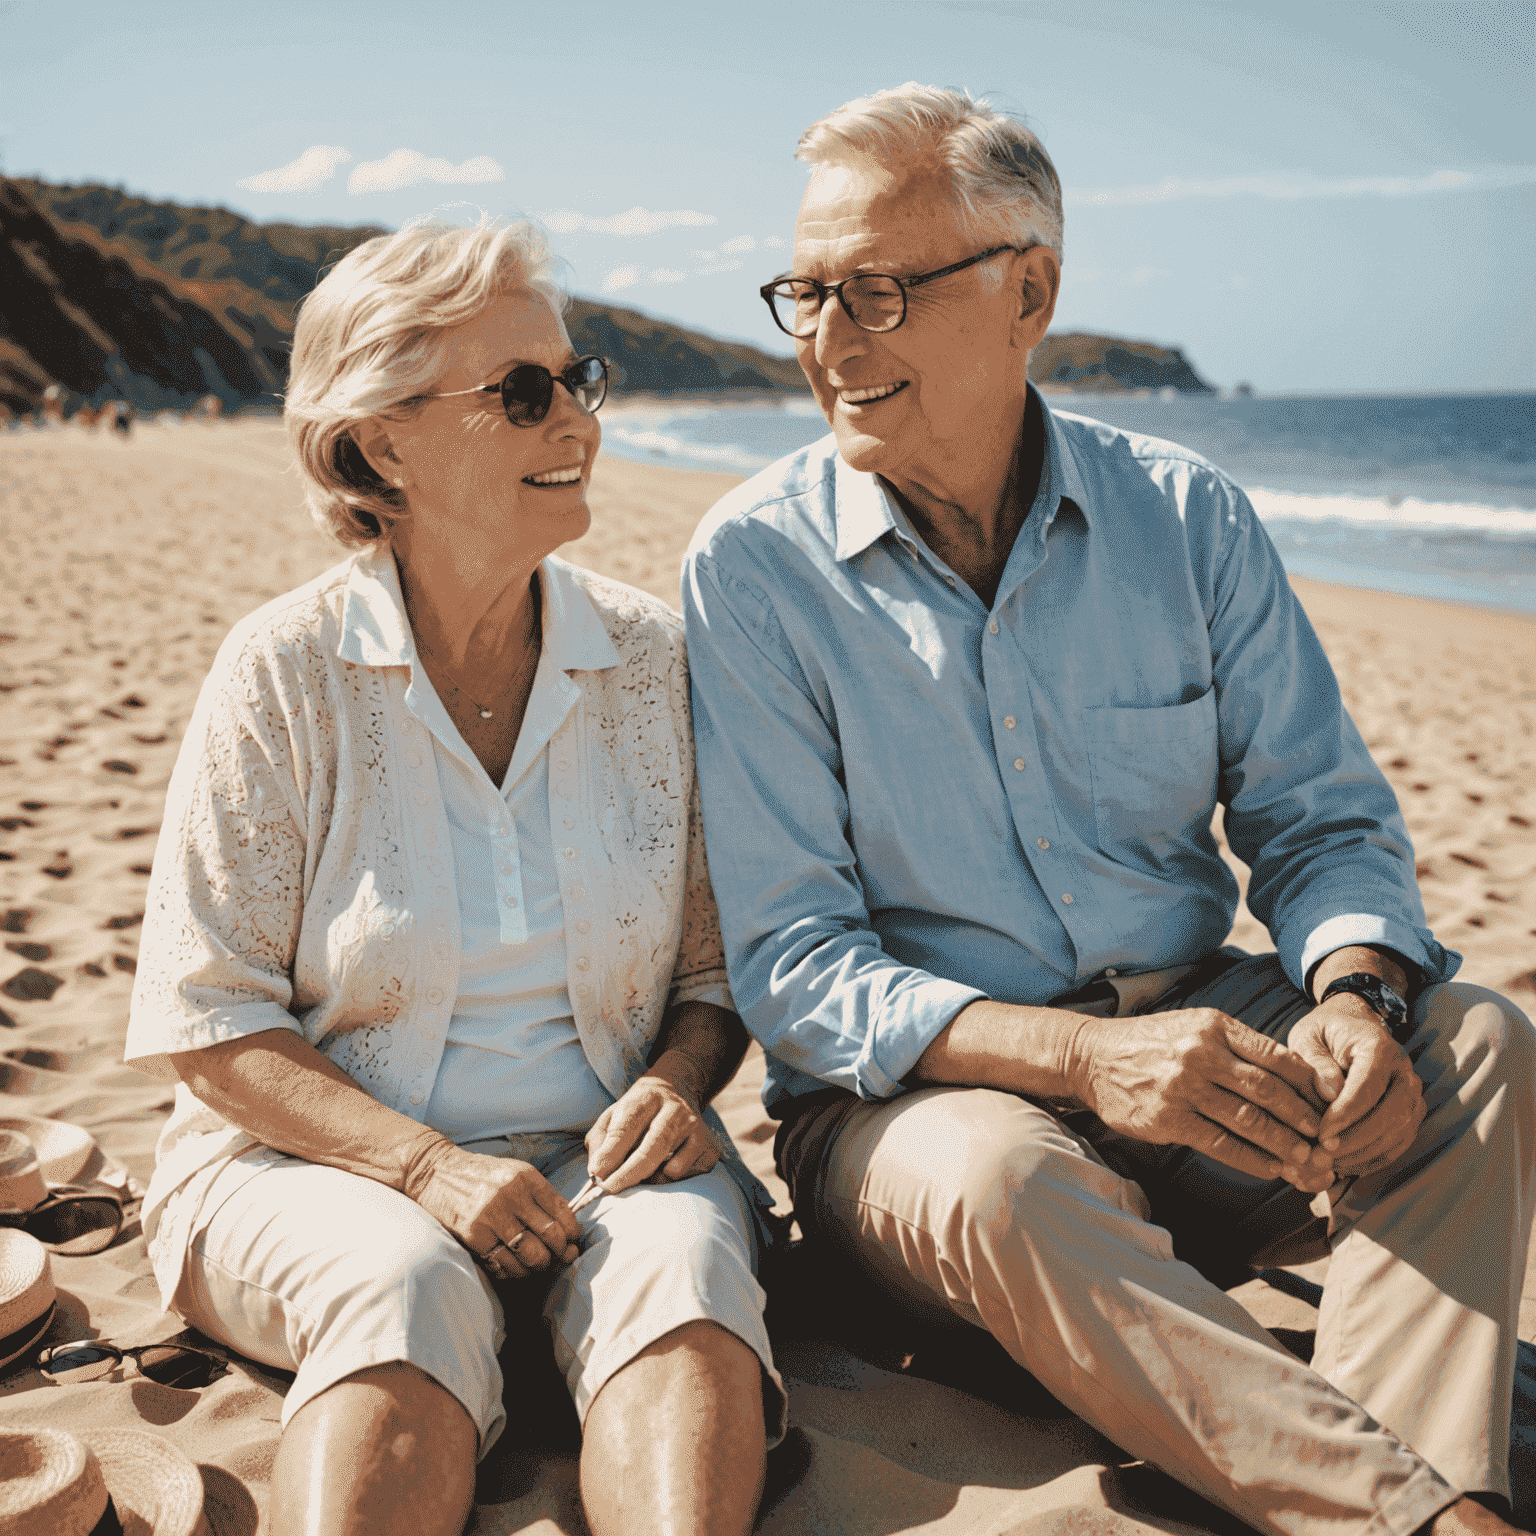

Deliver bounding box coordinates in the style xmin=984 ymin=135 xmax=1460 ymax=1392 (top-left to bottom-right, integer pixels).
xmin=576 ymin=956 xmax=590 ymax=971
xmin=1004 ymin=716 xmax=1016 ymax=730
xmin=426 ymin=987 xmax=444 ymax=1004
xmin=563 ymin=846 xmax=576 ymax=859
xmin=1061 ymin=893 xmax=1074 ymax=906
xmin=1105 ymin=968 xmax=1118 ymax=978
xmin=988 ymin=621 xmax=999 ymax=635
xmin=1013 ymin=757 xmax=1026 ymax=771
xmin=1037 ymin=837 xmax=1050 ymax=850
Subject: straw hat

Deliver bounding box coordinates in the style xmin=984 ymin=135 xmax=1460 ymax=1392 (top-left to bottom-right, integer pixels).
xmin=0 ymin=1114 xmax=105 ymax=1188
xmin=0 ymin=1131 xmax=49 ymax=1214
xmin=0 ymin=1425 xmax=208 ymax=1536
xmin=0 ymin=1228 xmax=55 ymax=1371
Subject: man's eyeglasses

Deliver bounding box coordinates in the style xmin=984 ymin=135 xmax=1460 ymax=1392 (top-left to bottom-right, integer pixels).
xmin=422 ymin=355 xmax=609 ymax=427
xmin=760 ymin=245 xmax=1029 ymax=339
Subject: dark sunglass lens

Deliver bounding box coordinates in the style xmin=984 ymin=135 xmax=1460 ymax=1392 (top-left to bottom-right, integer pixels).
xmin=501 ymin=365 xmax=555 ymax=426
xmin=137 ymin=1346 xmax=223 ymax=1389
xmin=845 ymin=275 xmax=905 ymax=333
xmin=27 ymin=1196 xmax=121 ymax=1255
xmin=40 ymin=1343 xmax=120 ymax=1381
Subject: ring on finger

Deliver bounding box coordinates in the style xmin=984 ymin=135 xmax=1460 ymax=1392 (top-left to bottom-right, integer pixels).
xmin=505 ymin=1229 xmax=531 ymax=1255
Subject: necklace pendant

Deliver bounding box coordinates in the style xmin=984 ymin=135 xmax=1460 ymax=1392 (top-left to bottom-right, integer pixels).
xmin=479 ymin=709 xmax=494 ymax=719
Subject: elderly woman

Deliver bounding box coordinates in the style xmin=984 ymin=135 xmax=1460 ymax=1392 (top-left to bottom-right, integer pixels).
xmin=124 ymin=221 xmax=786 ymax=1536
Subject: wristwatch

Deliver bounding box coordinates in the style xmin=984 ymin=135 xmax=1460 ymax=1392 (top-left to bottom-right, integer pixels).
xmin=1319 ymin=972 xmax=1412 ymax=1043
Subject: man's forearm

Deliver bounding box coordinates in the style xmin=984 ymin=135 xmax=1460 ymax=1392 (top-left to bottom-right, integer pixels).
xmin=1308 ymin=945 xmax=1411 ymax=1006
xmin=645 ymin=1000 xmax=750 ymax=1107
xmin=906 ymin=998 xmax=1097 ymax=1101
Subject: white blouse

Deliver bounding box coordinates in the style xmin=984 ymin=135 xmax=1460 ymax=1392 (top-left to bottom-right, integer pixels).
xmin=125 ymin=545 xmax=769 ymax=1306
xmin=421 ymin=638 xmax=612 ymax=1141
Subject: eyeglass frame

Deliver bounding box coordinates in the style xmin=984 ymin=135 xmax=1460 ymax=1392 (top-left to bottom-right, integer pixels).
xmin=759 ymin=244 xmax=1033 ymax=339
xmin=35 ymin=1336 xmax=231 ymax=1388
xmin=419 ymin=354 xmax=610 ymax=427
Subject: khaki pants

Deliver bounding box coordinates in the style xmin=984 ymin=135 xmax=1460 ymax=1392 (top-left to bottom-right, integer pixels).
xmin=777 ymin=953 xmax=1535 ymax=1536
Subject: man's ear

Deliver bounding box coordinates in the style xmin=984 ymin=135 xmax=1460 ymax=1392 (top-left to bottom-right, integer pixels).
xmin=1012 ymin=246 xmax=1061 ymax=350
xmin=351 ymin=418 xmax=406 ymax=488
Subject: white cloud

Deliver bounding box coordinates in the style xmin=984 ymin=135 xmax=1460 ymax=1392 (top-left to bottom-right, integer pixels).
xmin=540 ymin=206 xmax=717 ymax=238
xmin=237 ymin=145 xmax=351 ymax=194
xmin=694 ymin=258 xmax=744 ymax=276
xmin=1068 ymin=165 xmax=1536 ymax=207
xmin=347 ymin=150 xmax=504 ymax=195
xmin=763 ymin=236 xmax=789 ymax=250
xmin=718 ymin=234 xmax=757 ymax=254
xmin=601 ymin=265 xmax=697 ymax=293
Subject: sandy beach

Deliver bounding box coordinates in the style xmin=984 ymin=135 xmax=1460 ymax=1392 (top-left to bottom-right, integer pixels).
xmin=1 ymin=416 xmax=1533 ymax=1534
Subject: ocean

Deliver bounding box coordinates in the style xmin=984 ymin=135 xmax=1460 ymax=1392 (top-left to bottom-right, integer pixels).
xmin=601 ymin=391 xmax=1536 ymax=614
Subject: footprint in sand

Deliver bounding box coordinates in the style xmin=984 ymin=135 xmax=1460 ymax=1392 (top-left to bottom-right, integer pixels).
xmin=4 ymin=942 xmax=52 ymax=962
xmin=100 ymin=760 xmax=139 ymax=775
xmin=0 ymin=910 xmax=34 ymax=934
xmin=1 ymin=966 xmax=65 ymax=1002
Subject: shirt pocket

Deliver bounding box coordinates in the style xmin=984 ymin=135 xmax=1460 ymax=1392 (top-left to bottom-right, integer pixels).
xmin=1082 ymin=689 xmax=1219 ymax=865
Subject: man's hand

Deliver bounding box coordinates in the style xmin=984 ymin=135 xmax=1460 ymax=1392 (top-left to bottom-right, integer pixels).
xmin=1072 ymin=1009 xmax=1336 ymax=1191
xmin=1286 ymin=995 xmax=1425 ymax=1177
xmin=584 ymin=1063 xmax=722 ymax=1194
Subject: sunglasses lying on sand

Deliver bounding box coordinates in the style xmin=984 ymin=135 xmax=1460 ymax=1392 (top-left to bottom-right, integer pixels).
xmin=0 ymin=1184 xmax=123 ymax=1256
xmin=36 ymin=1337 xmax=230 ymax=1389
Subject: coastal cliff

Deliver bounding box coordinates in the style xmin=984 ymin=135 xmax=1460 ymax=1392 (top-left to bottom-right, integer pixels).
xmin=2 ymin=177 xmax=1216 ymax=413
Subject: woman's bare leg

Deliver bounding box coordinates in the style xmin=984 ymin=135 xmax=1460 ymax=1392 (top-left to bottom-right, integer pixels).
xmin=579 ymin=1320 xmax=767 ymax=1536
xmin=268 ymin=1362 xmax=478 ymax=1536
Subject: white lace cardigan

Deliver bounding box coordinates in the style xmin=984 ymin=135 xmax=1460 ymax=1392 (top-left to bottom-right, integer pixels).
xmin=125 ymin=545 xmax=773 ymax=1307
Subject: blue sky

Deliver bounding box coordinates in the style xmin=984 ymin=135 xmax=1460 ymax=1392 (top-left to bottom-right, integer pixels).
xmin=2 ymin=0 xmax=1532 ymax=393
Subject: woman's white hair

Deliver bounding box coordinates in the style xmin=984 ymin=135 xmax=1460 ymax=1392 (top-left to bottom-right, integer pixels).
xmin=797 ymin=83 xmax=1063 ymax=262
xmin=285 ymin=217 xmax=564 ymax=547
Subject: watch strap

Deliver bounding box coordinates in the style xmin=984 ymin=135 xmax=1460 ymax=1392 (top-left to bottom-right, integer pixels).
xmin=1319 ymin=972 xmax=1412 ymax=1042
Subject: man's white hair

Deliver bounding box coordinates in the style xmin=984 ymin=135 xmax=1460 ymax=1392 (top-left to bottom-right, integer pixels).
xmin=285 ymin=217 xmax=564 ymax=547
xmin=797 ymin=83 xmax=1063 ymax=261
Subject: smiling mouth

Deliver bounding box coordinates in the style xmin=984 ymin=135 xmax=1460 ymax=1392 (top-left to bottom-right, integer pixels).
xmin=837 ymin=381 xmax=909 ymax=406
xmin=522 ymin=465 xmax=583 ymax=486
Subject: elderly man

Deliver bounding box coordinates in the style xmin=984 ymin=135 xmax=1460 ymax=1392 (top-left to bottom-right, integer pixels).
xmin=681 ymin=84 xmax=1533 ymax=1536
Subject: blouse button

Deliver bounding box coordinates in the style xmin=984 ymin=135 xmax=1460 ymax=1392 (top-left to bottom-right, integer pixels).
xmin=426 ymin=987 xmax=444 ymax=1004
xmin=1003 ymin=716 xmax=1016 ymax=730
xmin=988 ymin=621 xmax=999 ymax=635
xmin=1037 ymin=837 xmax=1050 ymax=850
xmin=1013 ymin=758 xmax=1026 ymax=772
xmin=576 ymin=919 xmax=591 ymax=934
xmin=576 ymin=956 xmax=590 ymax=971
xmin=1061 ymin=893 xmax=1074 ymax=906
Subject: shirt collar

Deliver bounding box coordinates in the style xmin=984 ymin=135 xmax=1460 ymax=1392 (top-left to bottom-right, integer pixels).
xmin=830 ymin=384 xmax=1093 ymax=564
xmin=337 ymin=545 xmax=620 ymax=674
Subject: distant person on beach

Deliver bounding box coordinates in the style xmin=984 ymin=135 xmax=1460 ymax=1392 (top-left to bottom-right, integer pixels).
xmin=682 ymin=83 xmax=1533 ymax=1536
xmin=125 ymin=221 xmax=784 ymax=1536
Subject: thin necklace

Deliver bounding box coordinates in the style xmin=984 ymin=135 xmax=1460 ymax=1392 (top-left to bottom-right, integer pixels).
xmin=413 ymin=613 xmax=541 ymax=722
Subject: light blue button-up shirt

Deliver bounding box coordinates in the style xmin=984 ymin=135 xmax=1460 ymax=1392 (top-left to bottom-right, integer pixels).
xmin=682 ymin=389 xmax=1458 ymax=1116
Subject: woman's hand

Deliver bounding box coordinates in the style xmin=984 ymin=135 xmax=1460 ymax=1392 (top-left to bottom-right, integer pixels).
xmin=584 ymin=1061 xmax=722 ymax=1194
xmin=404 ymin=1140 xmax=582 ymax=1281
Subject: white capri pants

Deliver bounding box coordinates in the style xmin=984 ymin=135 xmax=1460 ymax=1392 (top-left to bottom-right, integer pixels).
xmin=175 ymin=1134 xmax=788 ymax=1457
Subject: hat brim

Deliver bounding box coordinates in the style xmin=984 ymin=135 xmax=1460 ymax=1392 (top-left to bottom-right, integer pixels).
xmin=84 ymin=1429 xmax=207 ymax=1536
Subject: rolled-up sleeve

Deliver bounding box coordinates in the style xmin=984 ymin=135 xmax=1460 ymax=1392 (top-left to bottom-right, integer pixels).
xmin=1207 ymin=481 xmax=1459 ymax=992
xmin=125 ymin=650 xmax=310 ymax=1081
xmin=683 ymin=551 xmax=984 ymax=1100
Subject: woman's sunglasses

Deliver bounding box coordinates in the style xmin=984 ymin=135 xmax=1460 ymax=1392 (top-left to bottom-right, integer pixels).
xmin=0 ymin=1185 xmax=123 ymax=1256
xmin=423 ymin=355 xmax=609 ymax=427
xmin=36 ymin=1337 xmax=230 ymax=1389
